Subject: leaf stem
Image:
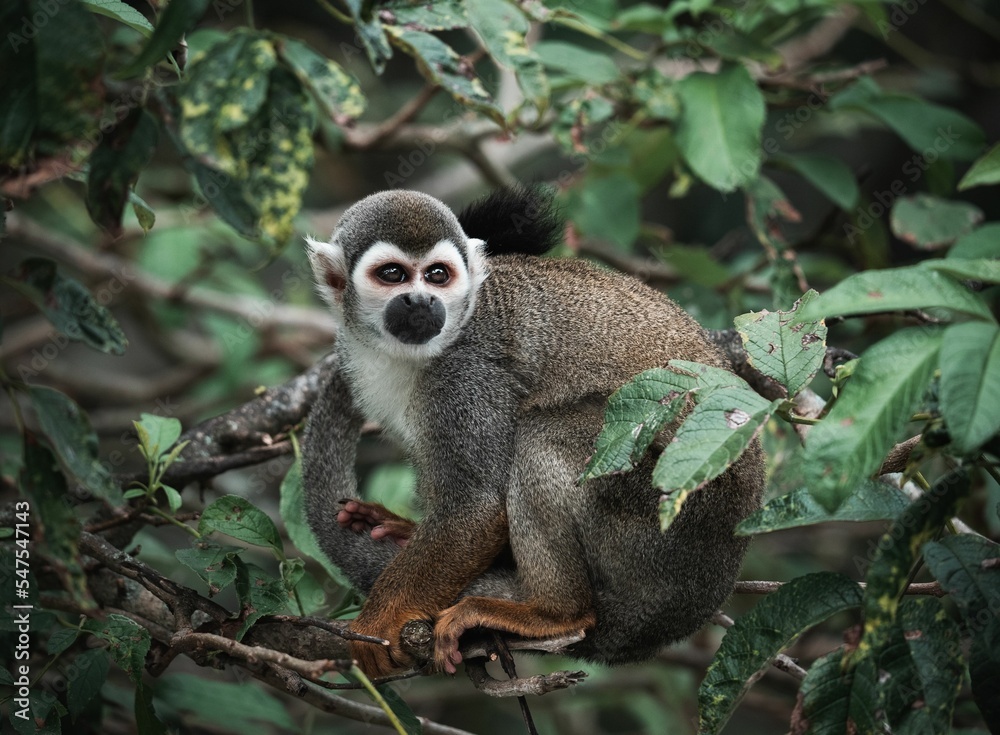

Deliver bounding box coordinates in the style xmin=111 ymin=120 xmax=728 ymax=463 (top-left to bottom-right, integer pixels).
xmin=149 ymin=507 xmax=200 ymax=537
xmin=350 ymin=665 xmax=409 ymax=735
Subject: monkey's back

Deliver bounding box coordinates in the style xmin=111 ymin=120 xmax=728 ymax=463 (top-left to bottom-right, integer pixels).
xmin=473 ymin=256 xmax=727 ymax=409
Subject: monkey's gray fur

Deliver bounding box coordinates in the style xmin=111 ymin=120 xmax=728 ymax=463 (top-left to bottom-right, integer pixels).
xmin=302 ymin=186 xmax=765 ymax=675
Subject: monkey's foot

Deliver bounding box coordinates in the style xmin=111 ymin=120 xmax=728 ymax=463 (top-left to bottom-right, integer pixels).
xmin=336 ymin=499 xmax=415 ymax=547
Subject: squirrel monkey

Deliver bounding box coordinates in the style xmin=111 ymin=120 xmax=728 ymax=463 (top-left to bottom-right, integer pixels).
xmin=303 ymin=186 xmax=765 ymax=677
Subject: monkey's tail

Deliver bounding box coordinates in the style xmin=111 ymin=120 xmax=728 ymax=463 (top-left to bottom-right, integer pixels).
xmin=457 ymin=184 xmax=564 ymax=257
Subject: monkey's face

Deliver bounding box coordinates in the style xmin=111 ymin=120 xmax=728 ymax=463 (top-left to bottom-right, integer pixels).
xmin=347 ymin=239 xmax=483 ymax=356
xmin=306 ymin=191 xmax=487 ymax=360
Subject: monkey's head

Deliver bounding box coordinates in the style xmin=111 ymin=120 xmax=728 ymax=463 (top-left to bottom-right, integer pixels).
xmin=306 ymin=190 xmax=488 ymax=359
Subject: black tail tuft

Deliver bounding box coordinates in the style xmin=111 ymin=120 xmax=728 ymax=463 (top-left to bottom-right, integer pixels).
xmin=457 ymin=184 xmax=564 ymax=257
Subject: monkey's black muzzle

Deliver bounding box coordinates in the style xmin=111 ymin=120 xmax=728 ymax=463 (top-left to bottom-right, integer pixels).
xmin=384 ymin=293 xmax=446 ymax=344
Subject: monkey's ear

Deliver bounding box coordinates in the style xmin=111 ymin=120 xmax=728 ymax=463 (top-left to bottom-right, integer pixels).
xmin=466 ymin=237 xmax=488 ymax=291
xmin=305 ymin=236 xmax=349 ymax=307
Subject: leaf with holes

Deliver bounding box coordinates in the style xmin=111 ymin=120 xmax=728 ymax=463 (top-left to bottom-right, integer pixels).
xmin=734 ymin=289 xmax=827 ymax=397
xmin=890 ymin=194 xmax=983 ymax=250
xmin=85 ymin=614 xmax=151 ymax=684
xmin=654 ymin=386 xmax=780 ymax=529
xmin=698 ymin=572 xmax=863 ymax=735
xmin=234 ymin=560 xmax=288 ymax=639
xmin=4 ymin=258 xmax=127 ymax=354
xmin=199 ymin=495 xmax=282 ymax=552
xmin=386 ymin=27 xmax=502 ymax=123
xmin=802 ymin=327 xmax=944 ymax=510
xmin=176 ymin=542 xmax=243 ymax=596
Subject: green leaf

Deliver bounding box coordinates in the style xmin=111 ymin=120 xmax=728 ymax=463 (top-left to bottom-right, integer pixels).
xmin=703 ymin=29 xmax=781 ymax=68
xmin=85 ymin=614 xmax=151 ymax=684
xmin=571 ymin=172 xmax=641 ymax=248
xmin=135 ymin=681 xmax=168 ymax=735
xmin=676 ymin=63 xmax=765 ymax=192
xmin=829 ymin=77 xmax=986 ymax=161
xmin=939 ymin=321 xmax=1000 ymax=453
xmin=341 ymin=0 xmax=392 ymax=73
xmin=175 ymin=541 xmax=242 ymax=595
xmin=46 ymin=627 xmax=80 ymax=656
xmin=876 ymin=597 xmax=964 ymax=734
xmin=959 ymin=141 xmax=1000 ymax=190
xmin=161 ymin=485 xmax=182 ymax=512
xmin=534 ymin=41 xmax=619 ymax=86
xmin=737 ymin=480 xmax=910 ymax=535
xmin=798 ymin=649 xmax=871 ymax=735
xmin=777 ymin=153 xmax=860 ymax=210
xmin=4 ymin=257 xmax=128 ymax=354
xmin=923 ymin=534 xmax=1000 ymax=730
xmin=850 ymin=470 xmax=968 ymax=669
xmin=67 ymin=649 xmax=110 ymax=717
xmin=924 ymin=257 xmax=1000 ymax=284
xmin=28 ymin=386 xmax=120 ymax=503
xmin=377 ymin=684 xmax=423 ymax=735
xmin=386 ymin=27 xmax=502 ymax=122
xmin=793 ymin=265 xmax=994 ymax=323
xmin=119 ymin=0 xmax=210 ymax=78
xmin=234 ymin=560 xmax=288 ymax=639
xmin=802 ymin=327 xmax=944 ymax=510
xmin=86 ymin=109 xmax=159 ymax=235
xmin=949 ymin=222 xmax=1000 ymax=260
xmin=199 ymin=495 xmax=282 ymax=552
xmin=278 ymin=458 xmax=350 ymax=587
xmin=654 ymin=386 xmax=780 ymax=528
xmin=734 ymin=289 xmax=827 ymax=397
xmin=190 ymin=160 xmax=259 ymax=239
xmin=19 ymin=436 xmax=89 ymax=604
xmin=743 ymin=175 xmax=801 ymax=252
xmin=177 ymin=31 xmax=278 ymax=174
xmin=698 ymin=572 xmax=863 ymax=735
xmin=154 ymin=673 xmax=295 ymax=730
xmin=890 ymin=194 xmax=983 ymax=250
xmin=134 ymin=413 xmax=182 ymax=459
xmin=381 ymin=0 xmax=468 ymax=30
xmin=130 ymin=190 xmax=156 ymax=232
xmin=467 ymin=0 xmax=549 ymax=109
xmin=80 ymin=0 xmax=154 ymax=36
xmin=276 ymin=38 xmax=366 ymax=123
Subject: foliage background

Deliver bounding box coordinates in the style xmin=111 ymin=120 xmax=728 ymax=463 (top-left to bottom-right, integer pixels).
xmin=0 ymin=0 xmax=999 ymax=733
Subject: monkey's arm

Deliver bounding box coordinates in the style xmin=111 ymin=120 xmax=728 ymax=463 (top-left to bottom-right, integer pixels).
xmin=349 ymin=362 xmax=519 ymax=676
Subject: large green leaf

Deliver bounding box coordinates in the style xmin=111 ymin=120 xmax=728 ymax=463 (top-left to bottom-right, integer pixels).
xmin=571 ymin=172 xmax=641 ymax=248
xmin=830 ymin=77 xmax=986 ymax=161
xmin=534 ymin=41 xmax=619 ymax=86
xmin=234 ymin=560 xmax=288 ymax=639
xmin=66 ymin=649 xmax=110 ymax=717
xmin=890 ymin=194 xmax=983 ymax=250
xmin=199 ymin=495 xmax=282 ymax=552
xmin=119 ymin=0 xmax=210 ymax=77
xmin=777 ymin=152 xmax=859 ymax=210
xmin=939 ymin=321 xmax=1000 ymax=453
xmin=381 ymin=0 xmax=468 ymax=30
xmin=923 ymin=534 xmax=1000 ymax=731
xmin=734 ymin=289 xmax=827 ymax=397
xmin=798 ymin=649 xmax=872 ymax=735
xmin=175 ymin=542 xmax=243 ymax=596
xmin=850 ymin=470 xmax=968 ymax=668
xmin=676 ymin=63 xmax=765 ymax=192
xmin=84 ymin=614 xmax=151 ymax=684
xmin=467 ymin=0 xmax=548 ymax=110
xmin=924 ymin=257 xmax=1000 ymax=284
xmin=877 ymin=597 xmax=964 ymax=735
xmin=654 ymin=387 xmax=780 ymax=528
xmin=278 ymin=458 xmax=350 ymax=587
xmin=277 ymin=38 xmax=366 ymax=123
xmin=154 ymin=673 xmax=295 ymax=731
xmin=802 ymin=327 xmax=944 ymax=510
xmin=698 ymin=572 xmax=863 ymax=735
xmin=737 ymin=480 xmax=910 ymax=535
xmin=3 ymin=258 xmax=127 ymax=355
xmin=86 ymin=108 xmax=159 ymax=235
xmin=948 ymin=222 xmax=1000 ymax=260
xmin=794 ymin=265 xmax=994 ymax=323
xmin=386 ymin=27 xmax=502 ymax=122
xmin=958 ymin=141 xmax=1000 ymax=190
xmin=28 ymin=386 xmax=120 ymax=503
xmin=80 ymin=0 xmax=154 ymax=35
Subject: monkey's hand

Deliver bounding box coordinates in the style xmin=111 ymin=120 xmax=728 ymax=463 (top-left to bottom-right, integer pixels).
xmin=348 ymin=608 xmax=429 ymax=677
xmin=337 ymin=499 xmax=415 ymax=547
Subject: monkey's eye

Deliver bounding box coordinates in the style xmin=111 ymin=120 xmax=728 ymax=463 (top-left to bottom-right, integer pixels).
xmin=424 ymin=264 xmax=450 ymax=285
xmin=375 ymin=264 xmax=407 ymax=284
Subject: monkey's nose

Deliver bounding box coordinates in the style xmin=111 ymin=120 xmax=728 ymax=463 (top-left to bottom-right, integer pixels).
xmin=384 ymin=293 xmax=446 ymax=344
